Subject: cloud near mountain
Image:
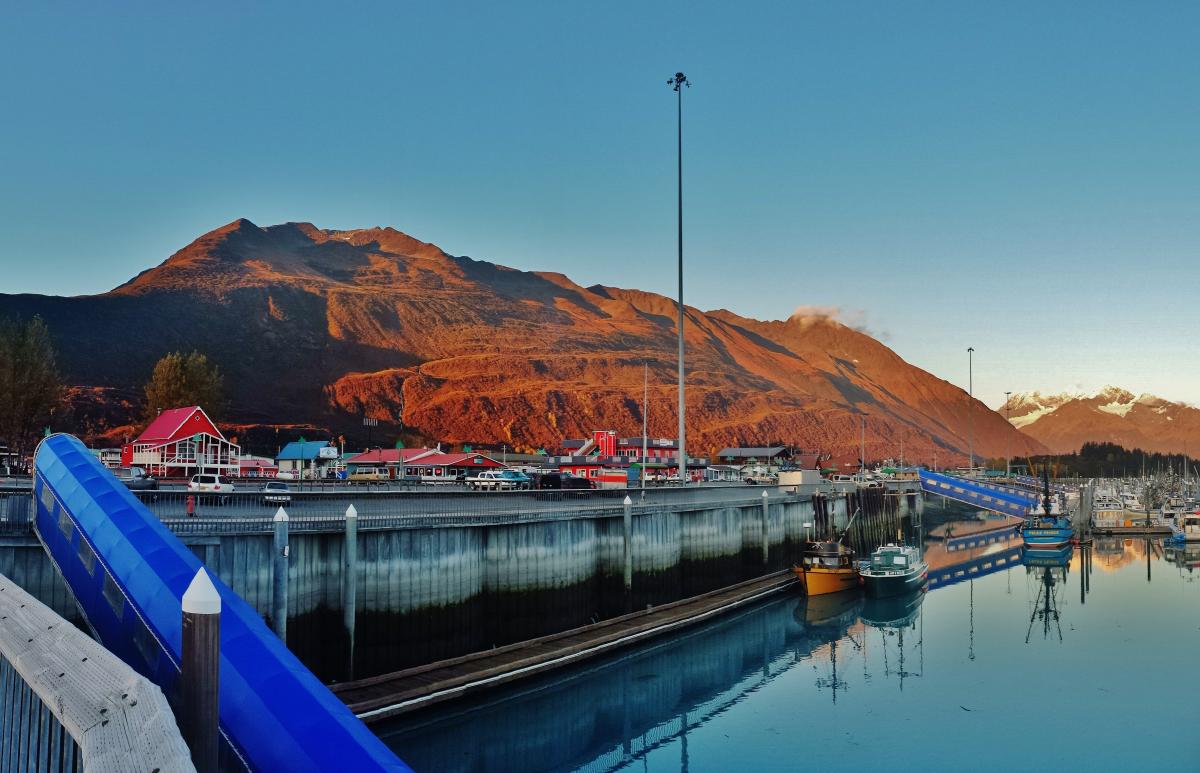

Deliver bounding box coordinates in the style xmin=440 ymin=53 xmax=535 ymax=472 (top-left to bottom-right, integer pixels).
xmin=0 ymin=218 xmax=1041 ymax=462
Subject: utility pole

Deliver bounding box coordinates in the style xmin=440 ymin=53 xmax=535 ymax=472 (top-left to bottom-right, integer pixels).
xmin=668 ymin=71 xmax=690 ymax=486
xmin=1005 ymin=390 xmax=1012 ymax=477
xmin=967 ymin=347 xmax=975 ymax=474
xmin=642 ymin=363 xmax=648 ymax=499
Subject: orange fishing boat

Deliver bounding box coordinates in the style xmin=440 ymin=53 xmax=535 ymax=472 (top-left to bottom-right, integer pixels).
xmin=793 ymin=540 xmax=860 ymax=595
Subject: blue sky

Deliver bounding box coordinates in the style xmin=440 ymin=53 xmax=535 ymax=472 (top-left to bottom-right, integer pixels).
xmin=2 ymin=2 xmax=1199 ymax=408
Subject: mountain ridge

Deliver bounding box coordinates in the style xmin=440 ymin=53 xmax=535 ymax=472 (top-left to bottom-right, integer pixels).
xmin=0 ymin=218 xmax=1045 ymax=462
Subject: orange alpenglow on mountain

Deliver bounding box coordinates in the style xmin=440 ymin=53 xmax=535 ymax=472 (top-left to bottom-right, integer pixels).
xmin=0 ymin=218 xmax=1044 ymax=463
xmin=1003 ymin=387 xmax=1200 ymax=456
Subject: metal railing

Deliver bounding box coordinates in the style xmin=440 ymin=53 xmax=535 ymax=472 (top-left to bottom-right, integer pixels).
xmin=0 ymin=489 xmax=31 ymax=535
xmin=0 ymin=572 xmax=194 ymax=772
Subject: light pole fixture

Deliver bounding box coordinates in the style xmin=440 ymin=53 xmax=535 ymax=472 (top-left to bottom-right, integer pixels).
xmin=667 ymin=71 xmax=690 ymax=486
xmin=967 ymin=347 xmax=974 ymax=473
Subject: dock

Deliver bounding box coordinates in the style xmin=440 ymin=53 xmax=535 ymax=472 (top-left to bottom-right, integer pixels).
xmin=333 ymin=571 xmax=798 ymax=723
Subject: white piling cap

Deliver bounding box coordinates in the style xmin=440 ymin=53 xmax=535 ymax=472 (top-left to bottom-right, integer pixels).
xmin=273 ymin=507 xmax=289 ymax=522
xmin=802 ymin=522 xmax=814 ymax=528
xmin=623 ymin=496 xmax=632 ymax=505
xmin=345 ymin=504 xmax=358 ymax=519
xmin=762 ymin=490 xmax=769 ymax=497
xmin=182 ymin=568 xmax=221 ymax=615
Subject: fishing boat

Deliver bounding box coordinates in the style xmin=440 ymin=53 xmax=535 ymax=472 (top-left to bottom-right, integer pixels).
xmin=793 ymin=507 xmax=863 ymax=595
xmin=1183 ymin=512 xmax=1200 ymax=543
xmin=1022 ymin=470 xmax=1074 ymax=550
xmin=859 ymin=543 xmax=928 ymax=598
xmin=794 ymin=540 xmax=860 ymax=595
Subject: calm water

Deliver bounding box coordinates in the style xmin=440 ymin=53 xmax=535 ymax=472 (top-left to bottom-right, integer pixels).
xmin=379 ymin=529 xmax=1200 ymax=772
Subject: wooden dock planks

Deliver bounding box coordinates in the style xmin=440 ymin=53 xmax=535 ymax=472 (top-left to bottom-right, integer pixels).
xmin=333 ymin=571 xmax=798 ymax=723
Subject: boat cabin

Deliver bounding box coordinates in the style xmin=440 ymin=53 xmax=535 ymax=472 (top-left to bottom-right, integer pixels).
xmin=867 ymin=544 xmax=919 ymax=574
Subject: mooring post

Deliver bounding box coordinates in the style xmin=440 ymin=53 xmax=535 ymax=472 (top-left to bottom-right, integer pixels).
xmin=761 ymin=490 xmax=770 ymax=565
xmin=181 ymin=568 xmax=221 ymax=773
xmin=622 ymin=495 xmax=633 ymax=591
xmin=343 ymin=503 xmax=358 ymax=679
xmin=273 ymin=507 xmax=289 ymax=642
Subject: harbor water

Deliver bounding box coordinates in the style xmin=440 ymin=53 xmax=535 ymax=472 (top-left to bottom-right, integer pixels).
xmin=377 ymin=528 xmax=1200 ymax=772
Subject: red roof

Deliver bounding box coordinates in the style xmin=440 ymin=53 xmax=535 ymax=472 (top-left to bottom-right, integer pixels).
xmin=411 ymin=453 xmax=502 ymax=468
xmin=346 ymin=448 xmax=436 ymax=464
xmin=136 ymin=406 xmax=223 ymax=445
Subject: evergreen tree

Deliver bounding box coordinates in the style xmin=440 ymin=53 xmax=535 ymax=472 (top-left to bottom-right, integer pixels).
xmin=143 ymin=351 xmax=224 ymax=420
xmin=0 ymin=316 xmax=64 ymax=458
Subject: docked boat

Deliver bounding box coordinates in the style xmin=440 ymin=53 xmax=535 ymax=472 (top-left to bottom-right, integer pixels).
xmin=1023 ymin=472 xmax=1074 ymax=550
xmin=794 ymin=540 xmax=860 ymax=595
xmin=859 ymin=543 xmax=928 ymax=598
xmin=1184 ymin=512 xmax=1200 ymax=543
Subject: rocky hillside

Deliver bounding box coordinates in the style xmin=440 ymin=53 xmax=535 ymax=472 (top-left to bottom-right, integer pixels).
xmin=1003 ymin=386 xmax=1200 ymax=455
xmin=0 ymin=219 xmax=1044 ymax=462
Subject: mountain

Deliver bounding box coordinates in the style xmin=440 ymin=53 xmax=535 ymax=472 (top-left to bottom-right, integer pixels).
xmin=1002 ymin=386 xmax=1200 ymax=455
xmin=0 ymin=218 xmax=1044 ymax=462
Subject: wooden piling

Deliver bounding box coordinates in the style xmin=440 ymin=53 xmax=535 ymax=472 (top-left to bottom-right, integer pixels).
xmin=272 ymin=507 xmax=289 ymax=642
xmin=344 ymin=504 xmax=358 ymax=680
xmin=761 ymin=491 xmax=770 ymax=565
xmin=622 ymin=496 xmax=633 ymax=591
xmin=181 ymin=568 xmax=221 ymax=773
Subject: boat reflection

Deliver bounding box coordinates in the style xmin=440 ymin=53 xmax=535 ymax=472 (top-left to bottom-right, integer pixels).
xmin=1022 ymin=546 xmax=1071 ymax=643
xmin=796 ymin=590 xmax=864 ymax=704
xmin=861 ymin=591 xmax=924 ymax=690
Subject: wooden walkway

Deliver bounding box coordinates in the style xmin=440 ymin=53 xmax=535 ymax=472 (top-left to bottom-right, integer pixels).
xmin=333 ymin=571 xmax=798 ymax=723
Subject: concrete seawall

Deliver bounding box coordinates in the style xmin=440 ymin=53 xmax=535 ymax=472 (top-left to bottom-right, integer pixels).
xmin=2 ymin=488 xmax=860 ymax=682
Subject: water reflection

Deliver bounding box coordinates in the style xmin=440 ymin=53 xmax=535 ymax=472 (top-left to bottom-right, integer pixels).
xmin=379 ymin=532 xmax=1199 ymax=772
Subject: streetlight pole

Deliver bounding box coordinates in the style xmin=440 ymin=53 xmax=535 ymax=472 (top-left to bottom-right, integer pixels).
xmin=668 ymin=71 xmax=690 ymax=486
xmin=1004 ymin=390 xmax=1012 ymax=477
xmin=860 ymin=413 xmax=867 ymax=481
xmin=967 ymin=347 xmax=974 ymax=474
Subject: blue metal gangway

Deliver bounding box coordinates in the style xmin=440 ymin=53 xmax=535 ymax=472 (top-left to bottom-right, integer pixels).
xmin=919 ymin=469 xmax=1037 ymax=517
xmin=32 ymin=434 xmax=408 ymax=772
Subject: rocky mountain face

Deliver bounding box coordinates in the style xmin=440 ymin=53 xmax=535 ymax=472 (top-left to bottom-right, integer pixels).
xmin=1003 ymin=386 xmax=1200 ymax=455
xmin=0 ymin=219 xmax=1044 ymax=462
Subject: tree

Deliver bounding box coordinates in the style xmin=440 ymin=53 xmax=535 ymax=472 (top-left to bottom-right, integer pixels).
xmin=143 ymin=351 xmax=224 ymax=421
xmin=0 ymin=316 xmax=64 ymax=458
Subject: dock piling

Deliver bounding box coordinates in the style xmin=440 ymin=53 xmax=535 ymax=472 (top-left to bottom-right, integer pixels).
xmin=761 ymin=490 xmax=769 ymax=565
xmin=344 ymin=504 xmax=358 ymax=679
xmin=622 ymin=495 xmax=633 ymax=591
xmin=181 ymin=568 xmax=221 ymax=773
xmin=273 ymin=507 xmax=289 ymax=642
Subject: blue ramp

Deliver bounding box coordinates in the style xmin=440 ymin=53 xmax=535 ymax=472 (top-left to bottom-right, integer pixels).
xmin=33 ymin=434 xmax=408 ymax=772
xmin=920 ymin=470 xmax=1037 ymax=517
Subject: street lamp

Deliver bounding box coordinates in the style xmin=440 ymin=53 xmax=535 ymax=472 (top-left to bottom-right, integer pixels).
xmin=967 ymin=347 xmax=974 ymax=474
xmin=668 ymin=71 xmax=690 ymax=486
xmin=860 ymin=413 xmax=867 ymax=481
xmin=1004 ymin=390 xmax=1012 ymax=477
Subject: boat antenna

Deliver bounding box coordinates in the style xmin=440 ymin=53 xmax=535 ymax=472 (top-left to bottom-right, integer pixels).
xmin=838 ymin=506 xmax=863 ymax=545
xmin=1042 ymin=465 xmax=1052 ymax=519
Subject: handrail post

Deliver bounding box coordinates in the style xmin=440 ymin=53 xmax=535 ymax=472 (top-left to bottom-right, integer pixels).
xmin=272 ymin=507 xmax=289 ymax=642
xmin=181 ymin=568 xmax=221 ymax=773
xmin=343 ymin=504 xmax=358 ymax=680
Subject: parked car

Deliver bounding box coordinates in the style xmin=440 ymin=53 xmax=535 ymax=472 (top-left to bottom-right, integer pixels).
xmin=188 ymin=474 xmax=234 ymax=503
xmin=113 ymin=466 xmax=158 ymax=491
xmin=467 ymin=470 xmax=530 ymax=491
xmin=262 ymin=480 xmax=292 ymax=506
xmin=530 ymin=471 xmax=593 ymax=490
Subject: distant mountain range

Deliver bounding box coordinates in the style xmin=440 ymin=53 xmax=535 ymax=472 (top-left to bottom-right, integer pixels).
xmin=0 ymin=218 xmax=1043 ymax=462
xmin=1002 ymin=386 xmax=1200 ymax=455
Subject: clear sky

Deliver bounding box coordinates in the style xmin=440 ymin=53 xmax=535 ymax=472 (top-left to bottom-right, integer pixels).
xmin=2 ymin=2 xmax=1199 ymax=408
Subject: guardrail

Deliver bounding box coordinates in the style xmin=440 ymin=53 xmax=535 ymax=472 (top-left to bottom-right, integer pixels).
xmin=0 ymin=571 xmax=194 ymax=772
xmin=0 ymin=489 xmax=31 ymax=534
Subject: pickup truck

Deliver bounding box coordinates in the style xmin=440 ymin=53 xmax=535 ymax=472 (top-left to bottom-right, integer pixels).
xmin=113 ymin=466 xmax=159 ymax=491
xmin=467 ymin=470 xmax=531 ymax=491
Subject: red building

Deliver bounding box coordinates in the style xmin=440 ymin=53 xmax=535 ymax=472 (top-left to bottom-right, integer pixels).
xmin=400 ymin=452 xmax=505 ymax=483
xmin=344 ymin=447 xmax=439 ymax=479
xmin=121 ymin=406 xmax=240 ymax=478
xmin=556 ymin=430 xmax=705 ymax=483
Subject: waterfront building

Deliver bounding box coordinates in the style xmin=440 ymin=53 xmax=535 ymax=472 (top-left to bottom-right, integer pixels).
xmin=276 ymin=439 xmax=338 ymax=478
xmin=238 ymin=454 xmax=279 ymax=477
xmin=345 ymin=447 xmax=438 ymax=479
xmin=401 ymin=451 xmax=505 ymax=483
xmin=554 ymin=429 xmax=707 ymax=482
xmin=120 ymin=405 xmax=240 ymax=478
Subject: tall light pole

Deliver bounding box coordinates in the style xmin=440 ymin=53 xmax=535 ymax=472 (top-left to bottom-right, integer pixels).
xmin=967 ymin=347 xmax=975 ymax=474
xmin=860 ymin=413 xmax=867 ymax=480
xmin=668 ymin=71 xmax=690 ymax=486
xmin=1004 ymin=390 xmax=1012 ymax=477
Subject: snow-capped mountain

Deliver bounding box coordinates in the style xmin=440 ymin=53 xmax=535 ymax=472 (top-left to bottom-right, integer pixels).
xmin=1002 ymin=387 xmax=1200 ymax=454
